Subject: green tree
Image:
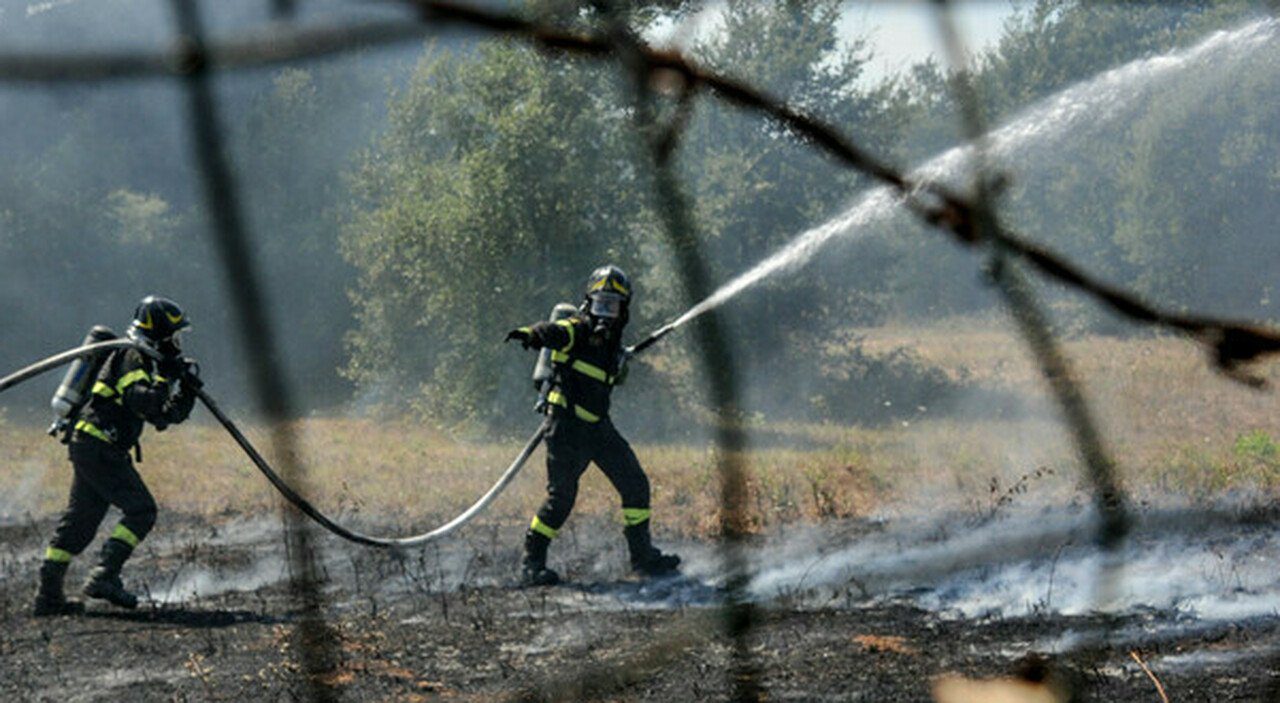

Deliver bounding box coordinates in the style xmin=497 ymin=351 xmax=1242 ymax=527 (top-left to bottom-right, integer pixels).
xmin=343 ymin=41 xmax=648 ymax=425
xmin=667 ymin=0 xmax=910 ymax=417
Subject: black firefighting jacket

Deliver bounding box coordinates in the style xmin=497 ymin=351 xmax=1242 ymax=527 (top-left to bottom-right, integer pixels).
xmin=520 ymin=316 xmax=626 ymax=423
xmin=72 ymin=348 xmax=196 ymax=452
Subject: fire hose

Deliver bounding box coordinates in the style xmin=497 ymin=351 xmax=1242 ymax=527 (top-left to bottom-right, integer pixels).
xmin=0 ymin=319 xmax=684 ymax=548
xmin=0 ymin=339 xmax=549 ymax=549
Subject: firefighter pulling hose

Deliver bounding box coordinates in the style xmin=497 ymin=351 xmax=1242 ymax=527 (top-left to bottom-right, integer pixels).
xmin=30 ymin=297 xmax=200 ymax=615
xmin=0 ymin=306 xmax=552 ymax=558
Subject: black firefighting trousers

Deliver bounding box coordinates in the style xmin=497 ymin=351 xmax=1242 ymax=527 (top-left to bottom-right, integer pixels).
xmin=48 ymin=439 xmax=157 ymax=556
xmin=532 ymin=414 xmax=650 ymax=534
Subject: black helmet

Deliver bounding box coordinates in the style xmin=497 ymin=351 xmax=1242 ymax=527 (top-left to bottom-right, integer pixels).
xmin=128 ymin=295 xmax=190 ymax=344
xmin=583 ymin=265 xmax=631 ymax=329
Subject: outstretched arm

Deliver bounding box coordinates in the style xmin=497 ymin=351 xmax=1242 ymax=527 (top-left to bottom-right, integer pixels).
xmin=506 ymin=319 xmax=575 ymax=352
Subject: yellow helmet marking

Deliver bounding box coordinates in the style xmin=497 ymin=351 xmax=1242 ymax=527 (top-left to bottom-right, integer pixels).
xmin=166 ymin=311 xmax=184 ymax=324
xmin=137 ymin=311 xmax=154 ymax=329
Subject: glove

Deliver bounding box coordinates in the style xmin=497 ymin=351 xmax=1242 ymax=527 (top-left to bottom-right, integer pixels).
xmin=505 ymin=328 xmax=535 ymax=349
xmin=157 ymin=355 xmax=185 ymax=380
xmin=614 ymin=351 xmax=630 ymax=387
xmin=181 ymin=358 xmax=203 ymax=391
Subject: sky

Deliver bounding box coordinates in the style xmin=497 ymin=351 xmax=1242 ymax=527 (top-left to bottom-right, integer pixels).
xmin=650 ymin=1 xmax=1019 ymax=82
xmin=840 ymin=1 xmax=1018 ymax=78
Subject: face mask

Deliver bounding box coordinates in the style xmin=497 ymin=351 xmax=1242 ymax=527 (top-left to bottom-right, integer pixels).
xmin=158 ymin=333 xmax=183 ymax=358
xmin=588 ymin=292 xmax=624 ymax=320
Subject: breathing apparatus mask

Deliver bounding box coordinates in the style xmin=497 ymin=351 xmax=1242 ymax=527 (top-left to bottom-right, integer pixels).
xmin=582 ymin=265 xmax=632 ymax=338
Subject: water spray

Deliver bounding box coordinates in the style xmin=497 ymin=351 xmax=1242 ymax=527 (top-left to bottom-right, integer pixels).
xmin=637 ymin=18 xmax=1279 ymax=341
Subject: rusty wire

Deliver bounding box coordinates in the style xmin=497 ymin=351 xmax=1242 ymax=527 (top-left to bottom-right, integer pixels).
xmin=3 ymin=0 xmax=1278 ymax=700
xmin=0 ymin=2 xmax=1275 ymax=379
xmin=168 ymin=0 xmax=340 ymax=698
xmin=0 ymin=19 xmax=428 ymax=82
xmin=606 ymin=14 xmax=759 ymax=698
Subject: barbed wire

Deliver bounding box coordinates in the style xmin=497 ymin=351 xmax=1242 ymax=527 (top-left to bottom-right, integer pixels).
xmin=0 ymin=18 xmax=427 ymax=82
xmin=0 ymin=0 xmax=1274 ymax=381
xmin=2 ymin=0 xmax=1275 ymax=700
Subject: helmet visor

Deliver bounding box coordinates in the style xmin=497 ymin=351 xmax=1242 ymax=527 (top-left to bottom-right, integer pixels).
xmin=588 ymin=292 xmax=624 ymax=319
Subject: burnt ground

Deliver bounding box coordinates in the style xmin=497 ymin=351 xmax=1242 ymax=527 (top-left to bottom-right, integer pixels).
xmin=2 ymin=508 xmax=1279 ymax=702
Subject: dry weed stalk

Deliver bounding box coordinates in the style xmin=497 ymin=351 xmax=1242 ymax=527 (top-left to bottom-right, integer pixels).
xmin=1129 ymin=650 xmax=1170 ymax=703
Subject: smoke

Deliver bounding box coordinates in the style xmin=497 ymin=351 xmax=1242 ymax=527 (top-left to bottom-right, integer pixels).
xmin=147 ymin=555 xmax=286 ymax=604
xmin=741 ymin=501 xmax=1280 ymax=623
xmin=0 ymin=459 xmax=47 ymax=525
xmin=0 ymin=0 xmax=424 ymax=416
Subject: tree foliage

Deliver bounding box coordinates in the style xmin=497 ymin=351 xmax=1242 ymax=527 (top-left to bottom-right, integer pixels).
xmin=886 ymin=0 xmax=1279 ymax=329
xmin=341 ymin=1 xmax=916 ymax=426
xmin=343 ymin=41 xmax=649 ymax=424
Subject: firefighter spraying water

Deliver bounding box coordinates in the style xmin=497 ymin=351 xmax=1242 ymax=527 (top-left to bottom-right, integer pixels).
xmin=506 ymin=265 xmax=680 ymax=586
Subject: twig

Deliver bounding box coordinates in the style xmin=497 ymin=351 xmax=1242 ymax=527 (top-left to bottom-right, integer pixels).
xmin=1129 ymin=650 xmax=1170 ymax=703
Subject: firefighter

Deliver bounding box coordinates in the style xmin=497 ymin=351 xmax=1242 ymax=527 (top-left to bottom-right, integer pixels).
xmin=506 ymin=265 xmax=680 ymax=586
xmin=33 ymin=296 xmax=201 ymax=616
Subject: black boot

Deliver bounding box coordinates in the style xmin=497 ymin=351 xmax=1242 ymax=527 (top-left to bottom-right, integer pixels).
xmin=33 ymin=560 xmax=85 ymax=617
xmin=521 ymin=530 xmax=560 ymax=587
xmin=83 ymin=539 xmax=138 ymax=609
xmin=624 ymin=522 xmax=680 ymax=577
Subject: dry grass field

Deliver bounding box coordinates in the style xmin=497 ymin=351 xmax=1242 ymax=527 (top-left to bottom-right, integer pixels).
xmin=4 ymin=321 xmax=1278 ymax=540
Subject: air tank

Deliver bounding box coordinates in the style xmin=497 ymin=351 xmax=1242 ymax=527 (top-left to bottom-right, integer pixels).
xmin=532 ymin=303 xmax=577 ymax=411
xmin=50 ymin=325 xmax=118 ymax=423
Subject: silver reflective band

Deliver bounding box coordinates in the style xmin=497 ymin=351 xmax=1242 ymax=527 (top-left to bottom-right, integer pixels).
xmin=589 ymin=292 xmax=623 ymax=319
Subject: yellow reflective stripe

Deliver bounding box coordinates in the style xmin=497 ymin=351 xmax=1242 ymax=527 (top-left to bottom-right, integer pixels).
xmin=591 ymin=278 xmax=630 ymax=296
xmin=547 ymin=390 xmax=569 ymax=409
xmin=115 ymin=368 xmax=152 ymax=394
xmin=546 ymin=391 xmax=601 ymax=423
xmin=530 ymin=516 xmax=559 ymax=539
xmin=571 ymin=359 xmax=610 ymax=384
xmin=45 ymin=547 xmax=73 ymax=563
xmin=110 ymin=524 xmax=140 ymax=548
xmin=74 ymin=420 xmax=112 ymax=444
xmin=554 ymin=318 xmax=575 ymax=352
xmin=549 ymin=351 xmax=614 ymax=385
xmin=622 ymin=508 xmax=652 ymax=526
xmin=92 ymin=381 xmax=115 ymax=397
